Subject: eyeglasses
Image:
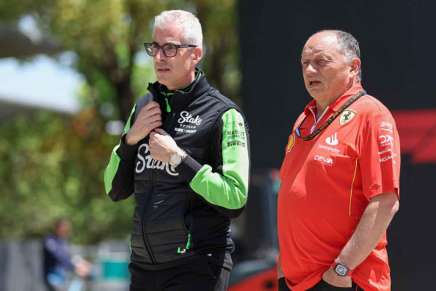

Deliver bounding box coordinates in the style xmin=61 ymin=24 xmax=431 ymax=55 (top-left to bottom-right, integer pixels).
xmin=143 ymin=42 xmax=197 ymax=58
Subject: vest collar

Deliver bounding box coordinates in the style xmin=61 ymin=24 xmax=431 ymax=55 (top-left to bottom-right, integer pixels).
xmin=147 ymin=68 xmax=210 ymax=112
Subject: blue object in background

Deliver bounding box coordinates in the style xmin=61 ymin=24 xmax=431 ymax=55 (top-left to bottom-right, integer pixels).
xmin=101 ymin=259 xmax=129 ymax=281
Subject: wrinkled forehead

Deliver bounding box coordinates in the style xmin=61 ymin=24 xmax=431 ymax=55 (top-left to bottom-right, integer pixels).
xmin=301 ymin=34 xmax=341 ymax=59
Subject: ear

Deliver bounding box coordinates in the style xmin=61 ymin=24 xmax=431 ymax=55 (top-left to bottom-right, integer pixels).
xmin=192 ymin=47 xmax=203 ymax=65
xmin=350 ymin=57 xmax=361 ymax=77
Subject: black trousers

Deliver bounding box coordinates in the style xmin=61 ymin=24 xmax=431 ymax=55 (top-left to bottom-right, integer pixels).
xmin=278 ymin=277 xmax=363 ymax=291
xmin=129 ymin=254 xmax=230 ymax=291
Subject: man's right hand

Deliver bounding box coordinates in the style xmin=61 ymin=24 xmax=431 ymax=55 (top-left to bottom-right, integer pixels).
xmin=126 ymin=101 xmax=162 ymax=145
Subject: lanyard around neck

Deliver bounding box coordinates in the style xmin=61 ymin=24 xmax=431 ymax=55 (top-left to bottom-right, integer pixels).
xmin=295 ymin=90 xmax=366 ymax=141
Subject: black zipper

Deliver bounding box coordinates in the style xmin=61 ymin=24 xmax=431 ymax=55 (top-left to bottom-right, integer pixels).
xmin=166 ymin=112 xmax=177 ymax=132
xmin=140 ymin=146 xmax=157 ymax=264
xmin=140 ymin=110 xmax=176 ymax=265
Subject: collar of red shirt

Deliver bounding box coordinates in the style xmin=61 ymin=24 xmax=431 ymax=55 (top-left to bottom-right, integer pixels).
xmin=303 ymin=83 xmax=364 ymax=116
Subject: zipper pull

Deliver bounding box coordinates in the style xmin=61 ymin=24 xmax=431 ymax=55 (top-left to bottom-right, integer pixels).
xmin=164 ymin=97 xmax=171 ymax=113
xmin=177 ymin=233 xmax=192 ymax=254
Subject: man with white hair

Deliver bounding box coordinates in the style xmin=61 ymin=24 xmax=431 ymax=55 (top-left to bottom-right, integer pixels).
xmin=104 ymin=10 xmax=249 ymax=291
xmin=277 ymin=30 xmax=400 ymax=290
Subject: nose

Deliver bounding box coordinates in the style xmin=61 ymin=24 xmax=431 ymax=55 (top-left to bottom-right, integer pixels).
xmin=154 ymin=48 xmax=164 ymax=61
xmin=303 ymin=63 xmax=317 ymax=75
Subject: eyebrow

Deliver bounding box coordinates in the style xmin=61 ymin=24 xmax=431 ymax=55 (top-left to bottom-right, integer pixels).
xmin=152 ymin=40 xmax=182 ymax=45
xmin=317 ymin=53 xmax=332 ymax=60
xmin=301 ymin=52 xmax=332 ymax=61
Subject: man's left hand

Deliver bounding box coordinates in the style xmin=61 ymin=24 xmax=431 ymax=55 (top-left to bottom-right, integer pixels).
xmin=149 ymin=128 xmax=181 ymax=163
xmin=322 ymin=267 xmax=352 ymax=288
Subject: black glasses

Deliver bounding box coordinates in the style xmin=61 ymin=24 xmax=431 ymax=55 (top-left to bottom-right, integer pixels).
xmin=144 ymin=42 xmax=197 ymax=58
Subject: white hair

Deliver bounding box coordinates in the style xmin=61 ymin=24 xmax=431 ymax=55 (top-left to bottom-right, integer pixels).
xmin=320 ymin=30 xmax=362 ymax=81
xmin=153 ymin=10 xmax=203 ymax=49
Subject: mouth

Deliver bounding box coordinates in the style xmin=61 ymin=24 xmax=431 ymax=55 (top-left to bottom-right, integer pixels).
xmin=308 ymin=80 xmax=322 ymax=87
xmin=157 ymin=68 xmax=171 ymax=73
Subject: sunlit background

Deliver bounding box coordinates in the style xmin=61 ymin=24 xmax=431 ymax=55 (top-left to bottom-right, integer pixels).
xmin=1 ymin=1 xmax=436 ymax=291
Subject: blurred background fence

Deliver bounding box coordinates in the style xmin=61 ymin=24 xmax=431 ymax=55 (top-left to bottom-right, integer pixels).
xmin=0 ymin=240 xmax=130 ymax=291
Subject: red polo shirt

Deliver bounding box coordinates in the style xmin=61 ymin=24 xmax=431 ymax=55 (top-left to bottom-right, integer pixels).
xmin=278 ymin=84 xmax=400 ymax=291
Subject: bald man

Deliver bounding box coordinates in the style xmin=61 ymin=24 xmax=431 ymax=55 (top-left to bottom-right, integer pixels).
xmin=277 ymin=30 xmax=400 ymax=291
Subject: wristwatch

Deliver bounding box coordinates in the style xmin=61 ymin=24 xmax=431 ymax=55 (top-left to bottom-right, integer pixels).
xmin=169 ymin=150 xmax=187 ymax=167
xmin=333 ymin=262 xmax=352 ymax=277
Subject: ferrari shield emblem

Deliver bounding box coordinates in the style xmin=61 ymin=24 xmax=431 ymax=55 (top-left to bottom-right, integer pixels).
xmin=339 ymin=109 xmax=356 ymax=125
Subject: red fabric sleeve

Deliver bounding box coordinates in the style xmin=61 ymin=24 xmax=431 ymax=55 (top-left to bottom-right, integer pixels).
xmin=359 ymin=111 xmax=401 ymax=200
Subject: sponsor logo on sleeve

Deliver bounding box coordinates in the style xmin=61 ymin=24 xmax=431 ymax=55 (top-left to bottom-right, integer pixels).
xmin=380 ymin=121 xmax=393 ymax=133
xmin=225 ymin=124 xmax=247 ymax=148
xmin=379 ymin=134 xmax=394 ymax=147
xmin=227 ymin=140 xmax=246 ymax=147
xmin=378 ymin=132 xmax=397 ymax=163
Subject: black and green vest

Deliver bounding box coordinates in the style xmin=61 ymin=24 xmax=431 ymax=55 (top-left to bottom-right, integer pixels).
xmin=104 ymin=74 xmax=250 ymax=270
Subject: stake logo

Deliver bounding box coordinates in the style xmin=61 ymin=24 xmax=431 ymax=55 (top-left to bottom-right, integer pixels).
xmin=136 ymin=144 xmax=179 ymax=176
xmin=178 ymin=111 xmax=202 ymax=126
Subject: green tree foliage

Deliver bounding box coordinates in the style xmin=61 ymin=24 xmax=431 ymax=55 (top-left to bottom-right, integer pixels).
xmin=0 ymin=111 xmax=133 ymax=243
xmin=39 ymin=0 xmax=239 ymax=121
xmin=2 ymin=0 xmax=240 ymax=119
xmin=0 ymin=0 xmax=239 ymax=243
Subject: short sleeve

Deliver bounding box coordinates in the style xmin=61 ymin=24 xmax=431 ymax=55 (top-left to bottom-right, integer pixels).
xmin=359 ymin=111 xmax=401 ymax=200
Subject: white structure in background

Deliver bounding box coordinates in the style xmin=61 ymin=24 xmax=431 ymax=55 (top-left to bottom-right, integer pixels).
xmin=0 ymin=16 xmax=81 ymax=118
xmin=0 ymin=55 xmax=82 ymax=117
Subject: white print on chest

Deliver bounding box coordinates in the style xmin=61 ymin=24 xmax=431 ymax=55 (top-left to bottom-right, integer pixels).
xmin=178 ymin=111 xmax=202 ymax=126
xmin=318 ymin=132 xmax=341 ymax=154
xmin=313 ymin=154 xmax=334 ymax=166
xmin=325 ymin=132 xmax=339 ymax=146
xmin=136 ymin=144 xmax=179 ymax=176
